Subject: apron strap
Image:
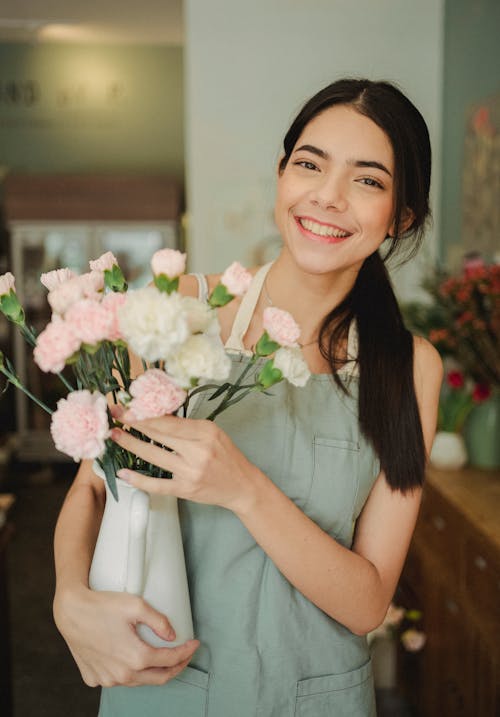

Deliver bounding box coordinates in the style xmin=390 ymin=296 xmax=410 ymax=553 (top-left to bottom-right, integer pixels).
xmin=224 ymin=262 xmax=274 ymax=352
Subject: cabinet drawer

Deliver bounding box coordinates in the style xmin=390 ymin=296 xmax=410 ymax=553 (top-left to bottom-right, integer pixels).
xmin=414 ymin=487 xmax=463 ymax=584
xmin=464 ymin=534 xmax=500 ymax=630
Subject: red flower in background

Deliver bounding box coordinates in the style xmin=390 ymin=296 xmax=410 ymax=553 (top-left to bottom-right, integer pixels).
xmin=446 ymin=371 xmax=464 ymax=389
xmin=473 ymin=384 xmax=491 ymax=403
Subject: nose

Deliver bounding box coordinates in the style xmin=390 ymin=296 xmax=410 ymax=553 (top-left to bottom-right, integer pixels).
xmin=310 ymin=174 xmax=348 ymax=212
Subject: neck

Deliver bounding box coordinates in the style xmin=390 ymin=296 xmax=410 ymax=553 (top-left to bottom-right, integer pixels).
xmin=263 ymin=251 xmax=359 ymax=338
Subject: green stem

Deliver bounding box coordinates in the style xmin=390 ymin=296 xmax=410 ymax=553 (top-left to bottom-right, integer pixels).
xmin=0 ymin=366 xmax=53 ymax=415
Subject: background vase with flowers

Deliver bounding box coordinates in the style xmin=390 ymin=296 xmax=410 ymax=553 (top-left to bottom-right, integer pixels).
xmin=403 ymin=258 xmax=500 ymax=470
xmin=430 ymin=370 xmax=488 ymax=470
xmin=368 ymin=603 xmax=426 ymax=690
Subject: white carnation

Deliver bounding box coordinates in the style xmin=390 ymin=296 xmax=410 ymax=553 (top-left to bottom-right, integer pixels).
xmin=167 ymin=334 xmax=231 ymax=387
xmin=181 ymin=295 xmax=219 ymax=336
xmin=273 ymin=347 xmax=311 ymax=387
xmin=118 ymin=286 xmax=189 ymax=362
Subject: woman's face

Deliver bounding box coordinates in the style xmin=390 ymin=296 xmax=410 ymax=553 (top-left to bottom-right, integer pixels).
xmin=274 ymin=105 xmax=398 ymax=277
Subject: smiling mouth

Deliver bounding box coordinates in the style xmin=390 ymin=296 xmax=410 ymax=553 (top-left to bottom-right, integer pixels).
xmin=295 ymin=216 xmax=353 ymax=242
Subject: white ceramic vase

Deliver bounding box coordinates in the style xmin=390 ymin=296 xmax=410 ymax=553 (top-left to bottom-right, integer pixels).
xmin=430 ymin=431 xmax=467 ymax=470
xmin=89 ymin=464 xmax=194 ymax=647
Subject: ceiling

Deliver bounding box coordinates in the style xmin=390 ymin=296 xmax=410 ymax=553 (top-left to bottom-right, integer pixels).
xmin=0 ymin=0 xmax=183 ymax=44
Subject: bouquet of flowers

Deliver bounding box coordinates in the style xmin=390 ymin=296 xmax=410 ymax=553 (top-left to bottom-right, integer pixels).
xmin=438 ymin=370 xmax=491 ymax=433
xmin=0 ymin=250 xmax=310 ymax=499
xmin=404 ymin=262 xmax=499 ymax=388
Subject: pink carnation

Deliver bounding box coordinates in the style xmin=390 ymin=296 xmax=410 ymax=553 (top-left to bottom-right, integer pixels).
xmin=102 ymin=291 xmax=127 ymax=341
xmin=48 ymin=272 xmax=103 ymax=315
xmin=50 ymin=390 xmax=110 ymax=461
xmin=401 ymin=629 xmax=426 ymax=652
xmin=127 ymin=369 xmax=187 ymax=420
xmin=40 ymin=268 xmax=76 ymax=291
xmin=151 ymin=249 xmax=186 ymax=278
xmin=65 ymin=299 xmax=112 ymax=345
xmin=80 ymin=270 xmax=105 ymax=295
xmin=220 ymin=261 xmax=252 ymax=296
xmin=0 ymin=272 xmax=15 ymax=296
xmin=34 ymin=318 xmax=80 ymax=373
xmin=263 ymin=306 xmax=301 ymax=347
xmin=89 ymin=251 xmax=118 ymax=272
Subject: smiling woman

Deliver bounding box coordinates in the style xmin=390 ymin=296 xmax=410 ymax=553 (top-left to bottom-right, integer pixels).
xmin=52 ymin=78 xmax=442 ymax=717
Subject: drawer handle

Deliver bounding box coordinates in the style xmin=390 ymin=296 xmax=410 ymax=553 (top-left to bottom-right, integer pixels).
xmin=432 ymin=515 xmax=446 ymax=531
xmin=474 ymin=555 xmax=487 ymax=571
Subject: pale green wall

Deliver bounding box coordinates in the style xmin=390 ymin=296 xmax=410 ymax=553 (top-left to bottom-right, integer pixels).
xmin=441 ymin=0 xmax=500 ymax=264
xmin=0 ymin=43 xmax=184 ymax=179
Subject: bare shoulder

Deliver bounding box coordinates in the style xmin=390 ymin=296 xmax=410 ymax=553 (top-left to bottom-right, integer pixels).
xmin=177 ymin=272 xmax=225 ymax=298
xmin=412 ymin=334 xmax=443 ymax=393
xmin=412 ymin=335 xmax=443 ymax=453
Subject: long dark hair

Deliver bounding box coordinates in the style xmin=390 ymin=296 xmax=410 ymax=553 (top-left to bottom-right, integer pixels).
xmin=279 ymin=79 xmax=431 ymax=493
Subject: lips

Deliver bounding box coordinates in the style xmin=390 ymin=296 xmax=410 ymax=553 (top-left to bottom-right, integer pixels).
xmin=294 ymin=216 xmax=353 ymax=243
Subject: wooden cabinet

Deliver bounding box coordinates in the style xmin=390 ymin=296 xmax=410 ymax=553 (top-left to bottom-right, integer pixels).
xmin=398 ymin=467 xmax=500 ymax=717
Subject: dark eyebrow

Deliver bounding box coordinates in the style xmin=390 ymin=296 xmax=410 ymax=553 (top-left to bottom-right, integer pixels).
xmin=293 ymin=144 xmax=393 ymax=177
xmin=351 ymin=159 xmax=392 ymax=177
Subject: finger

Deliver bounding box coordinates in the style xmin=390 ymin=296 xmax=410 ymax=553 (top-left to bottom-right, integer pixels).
xmin=128 ymin=655 xmax=194 ymax=687
xmin=135 ymin=600 xmax=177 ymax=642
xmin=111 ymin=428 xmax=184 ymax=473
xmin=122 ymin=412 xmax=211 ymax=441
xmin=117 ymin=468 xmax=183 ymax=496
xmin=141 ymin=640 xmax=200 ymax=669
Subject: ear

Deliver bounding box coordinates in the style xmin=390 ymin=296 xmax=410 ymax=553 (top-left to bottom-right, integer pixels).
xmin=388 ymin=207 xmax=415 ymax=237
xmin=277 ymin=155 xmax=286 ymax=177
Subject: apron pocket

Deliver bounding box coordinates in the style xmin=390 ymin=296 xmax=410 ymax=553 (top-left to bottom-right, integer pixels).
xmin=99 ymin=666 xmax=210 ymax=717
xmin=305 ymin=435 xmax=360 ymax=536
xmin=166 ymin=665 xmax=210 ymax=715
xmin=294 ymin=659 xmax=375 ymax=717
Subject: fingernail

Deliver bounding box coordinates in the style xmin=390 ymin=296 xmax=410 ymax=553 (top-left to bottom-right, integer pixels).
xmin=117 ymin=469 xmax=132 ymax=482
xmin=166 ymin=628 xmax=176 ymax=641
xmin=110 ymin=428 xmax=122 ymax=441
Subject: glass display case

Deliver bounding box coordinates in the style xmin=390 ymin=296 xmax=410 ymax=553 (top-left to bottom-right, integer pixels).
xmin=9 ymin=220 xmax=178 ymax=461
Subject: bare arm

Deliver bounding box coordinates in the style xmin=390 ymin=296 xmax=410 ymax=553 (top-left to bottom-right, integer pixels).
xmin=233 ymin=336 xmax=442 ymax=634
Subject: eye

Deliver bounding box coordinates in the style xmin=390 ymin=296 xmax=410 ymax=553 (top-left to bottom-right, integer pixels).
xmin=293 ymin=160 xmax=319 ymax=171
xmin=358 ymin=177 xmax=384 ymax=189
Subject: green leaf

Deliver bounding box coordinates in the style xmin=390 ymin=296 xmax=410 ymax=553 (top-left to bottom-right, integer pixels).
xmin=104 ymin=265 xmax=127 ymax=293
xmin=208 ymin=283 xmax=233 ymax=308
xmin=257 ymin=359 xmax=283 ymax=389
xmin=0 ymin=290 xmax=25 ymax=324
xmin=208 ymin=382 xmax=231 ymax=401
xmin=255 ymin=331 xmax=280 ymax=357
xmin=154 ymin=274 xmax=179 ymax=294
xmin=102 ymin=449 xmax=119 ymax=502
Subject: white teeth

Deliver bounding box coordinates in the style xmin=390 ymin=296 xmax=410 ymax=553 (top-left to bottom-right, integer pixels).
xmin=299 ymin=218 xmax=350 ymax=238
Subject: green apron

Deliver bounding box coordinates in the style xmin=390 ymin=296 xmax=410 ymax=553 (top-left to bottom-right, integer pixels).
xmin=99 ymin=263 xmax=379 ymax=716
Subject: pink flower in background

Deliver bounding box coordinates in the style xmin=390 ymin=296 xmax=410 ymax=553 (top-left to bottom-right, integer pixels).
xmin=383 ymin=603 xmax=406 ymax=628
xmin=102 ymin=291 xmax=127 ymax=341
xmin=50 ymin=390 xmax=110 ymax=461
xmin=263 ymin=306 xmax=301 ymax=347
xmin=0 ymin=272 xmax=15 ymax=295
xmin=89 ymin=251 xmax=118 ymax=272
xmin=65 ymin=299 xmax=112 ymax=345
xmin=151 ymin=249 xmax=187 ymax=278
xmin=127 ymin=369 xmax=187 ymax=420
xmin=400 ymin=629 xmax=426 ymax=652
xmin=34 ymin=318 xmax=80 ymax=373
xmin=40 ymin=268 xmax=77 ymax=291
xmin=220 ymin=261 xmax=252 ymax=296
